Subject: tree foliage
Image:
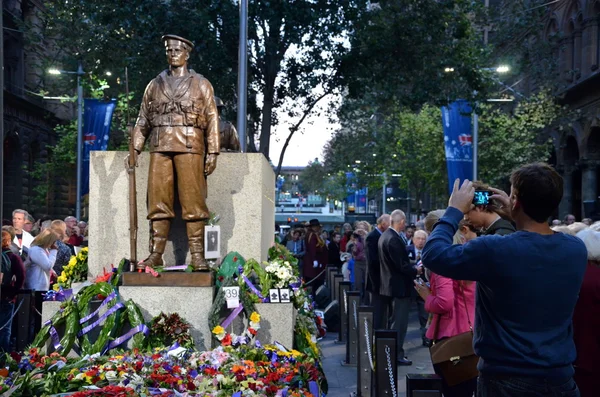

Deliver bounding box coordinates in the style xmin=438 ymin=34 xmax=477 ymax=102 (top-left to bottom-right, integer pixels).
xmin=340 ymin=0 xmax=492 ymax=110
xmin=299 ymin=160 xmax=327 ymax=194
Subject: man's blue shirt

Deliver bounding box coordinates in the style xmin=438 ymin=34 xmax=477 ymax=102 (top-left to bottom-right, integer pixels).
xmin=422 ymin=207 xmax=587 ymax=378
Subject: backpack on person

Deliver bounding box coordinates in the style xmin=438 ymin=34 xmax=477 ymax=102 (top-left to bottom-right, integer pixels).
xmin=1 ymin=250 xmax=13 ymax=286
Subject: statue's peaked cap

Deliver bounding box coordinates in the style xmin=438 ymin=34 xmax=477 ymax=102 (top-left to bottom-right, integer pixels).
xmin=162 ymin=34 xmax=194 ymax=50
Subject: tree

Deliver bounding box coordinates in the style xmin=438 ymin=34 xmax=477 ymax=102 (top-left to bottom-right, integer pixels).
xmin=477 ymin=89 xmax=564 ymax=187
xmin=340 ymin=0 xmax=492 ymax=110
xmin=299 ymin=159 xmax=327 ymax=194
xmin=247 ymin=0 xmax=367 ymax=172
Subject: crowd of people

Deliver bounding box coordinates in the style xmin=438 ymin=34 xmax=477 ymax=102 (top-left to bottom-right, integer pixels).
xmin=279 ymin=162 xmax=598 ymax=397
xmin=0 ymin=209 xmax=88 ymax=354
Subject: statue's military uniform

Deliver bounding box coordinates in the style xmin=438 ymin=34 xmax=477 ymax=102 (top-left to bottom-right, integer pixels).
xmin=132 ymin=68 xmax=220 ymax=265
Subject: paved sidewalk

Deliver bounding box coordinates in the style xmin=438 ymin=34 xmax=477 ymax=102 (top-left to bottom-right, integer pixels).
xmin=320 ymin=307 xmax=435 ymax=397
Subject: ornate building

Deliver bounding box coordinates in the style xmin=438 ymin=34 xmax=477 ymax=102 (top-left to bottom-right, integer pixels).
xmin=547 ymin=0 xmax=600 ymax=220
xmin=3 ymin=0 xmax=73 ymax=220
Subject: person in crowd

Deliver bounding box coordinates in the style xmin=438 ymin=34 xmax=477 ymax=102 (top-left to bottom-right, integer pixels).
xmin=423 ymin=163 xmax=587 ymax=396
xmin=352 ymin=229 xmax=367 ymax=302
xmin=415 ymin=220 xmax=425 ymax=231
xmin=340 ymin=223 xmax=352 ymax=252
xmin=24 ymin=229 xmax=59 ymax=291
xmin=581 ymin=218 xmax=592 ymax=226
xmin=2 ymin=226 xmax=20 ymax=257
xmin=40 ymin=220 xmax=52 ymax=232
xmin=0 ymin=231 xmax=26 ymax=353
xmin=564 ymin=214 xmax=576 ymax=225
xmin=12 ymin=209 xmax=34 ymax=254
xmin=64 ymin=216 xmax=77 ymax=235
xmin=458 ymin=219 xmax=478 ymax=243
xmin=68 ymin=225 xmax=83 ymax=247
xmin=321 ymin=230 xmax=330 ymax=246
xmin=404 ymin=225 xmax=415 ymax=245
xmin=356 ymin=221 xmax=372 ymax=233
xmin=304 ymin=219 xmax=328 ymax=291
xmin=551 ymin=219 xmax=562 ymax=226
xmin=572 ymin=228 xmax=600 ymax=397
xmin=379 ymin=209 xmax=422 ymax=366
xmin=286 ymin=230 xmax=305 ymax=277
xmin=463 ymin=182 xmax=516 ymax=236
xmin=568 ymin=222 xmax=588 ymax=235
xmin=50 ymin=220 xmax=73 ymax=276
xmin=328 ymin=232 xmax=343 ymax=269
xmin=417 ymin=210 xmax=477 ymax=397
xmin=24 ymin=214 xmax=35 ymax=235
xmin=407 ymin=229 xmax=430 ymax=346
xmin=366 ymin=214 xmax=390 ymax=328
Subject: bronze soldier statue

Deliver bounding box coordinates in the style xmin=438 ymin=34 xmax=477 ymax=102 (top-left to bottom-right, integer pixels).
xmin=215 ymin=96 xmax=240 ymax=152
xmin=131 ymin=34 xmax=220 ymax=271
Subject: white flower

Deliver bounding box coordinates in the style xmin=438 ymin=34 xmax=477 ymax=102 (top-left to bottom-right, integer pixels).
xmin=105 ymin=371 xmax=118 ymax=383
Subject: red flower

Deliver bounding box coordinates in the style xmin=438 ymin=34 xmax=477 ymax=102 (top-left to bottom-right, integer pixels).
xmin=248 ymin=327 xmax=257 ymax=336
xmin=222 ymin=334 xmax=232 ymax=346
xmin=233 ymin=256 xmax=238 ymax=262
xmin=10 ymin=352 xmax=21 ymax=363
xmin=187 ymin=381 xmax=196 ymax=390
xmin=204 ymin=367 xmax=217 ymax=376
xmin=218 ymin=276 xmax=224 ymax=282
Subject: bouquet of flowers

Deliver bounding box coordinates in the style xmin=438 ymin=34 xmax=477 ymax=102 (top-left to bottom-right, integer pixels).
xmin=148 ymin=312 xmax=195 ymax=350
xmin=54 ymin=247 xmax=89 ymax=291
xmin=264 ymin=259 xmax=297 ymax=289
xmin=212 ymin=312 xmax=261 ymax=347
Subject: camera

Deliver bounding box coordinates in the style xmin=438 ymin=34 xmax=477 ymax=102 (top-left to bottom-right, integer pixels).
xmin=473 ymin=190 xmax=491 ymax=206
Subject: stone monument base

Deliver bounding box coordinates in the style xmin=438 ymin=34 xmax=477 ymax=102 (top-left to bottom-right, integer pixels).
xmin=118 ymin=285 xmax=214 ymax=351
xmin=255 ymin=303 xmax=296 ymax=349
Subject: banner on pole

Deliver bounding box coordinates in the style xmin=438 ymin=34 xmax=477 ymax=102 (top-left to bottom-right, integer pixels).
xmin=81 ymin=99 xmax=117 ymax=197
xmin=441 ymin=100 xmax=473 ymax=195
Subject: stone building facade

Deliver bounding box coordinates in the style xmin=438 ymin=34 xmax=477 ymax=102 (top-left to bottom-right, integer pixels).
xmin=547 ymin=0 xmax=600 ymax=220
xmin=3 ymin=0 xmax=74 ymax=220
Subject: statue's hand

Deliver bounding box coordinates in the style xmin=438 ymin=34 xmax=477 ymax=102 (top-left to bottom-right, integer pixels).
xmin=125 ymin=150 xmax=140 ymax=169
xmin=205 ymin=154 xmax=218 ymax=176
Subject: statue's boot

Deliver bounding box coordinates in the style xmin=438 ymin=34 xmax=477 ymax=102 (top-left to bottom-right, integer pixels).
xmin=140 ymin=219 xmax=170 ymax=269
xmin=187 ymin=221 xmax=208 ymax=271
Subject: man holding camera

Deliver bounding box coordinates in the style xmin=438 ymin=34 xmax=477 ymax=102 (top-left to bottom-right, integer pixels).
xmin=464 ymin=182 xmax=515 ymax=236
xmin=423 ymin=163 xmax=587 ymax=396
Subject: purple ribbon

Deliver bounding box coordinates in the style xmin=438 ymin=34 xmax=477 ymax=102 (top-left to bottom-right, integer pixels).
xmin=43 ymin=288 xmax=73 ymax=302
xmin=43 ymin=319 xmax=63 ymax=351
xmin=309 ymin=381 xmax=319 ymax=397
xmin=220 ymin=305 xmax=244 ymax=329
xmin=105 ymin=324 xmax=150 ymax=352
xmin=241 ymin=274 xmax=268 ymax=302
xmin=232 ymin=393 xmax=242 ymax=397
xmin=80 ymin=292 xmax=116 ymax=324
xmin=78 ymin=302 xmax=124 ymax=337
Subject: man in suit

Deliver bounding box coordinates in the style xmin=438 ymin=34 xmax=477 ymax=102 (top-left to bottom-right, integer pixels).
xmin=365 ymin=214 xmax=390 ymax=322
xmin=407 ymin=229 xmax=431 ymax=346
xmin=379 ymin=210 xmax=423 ymax=365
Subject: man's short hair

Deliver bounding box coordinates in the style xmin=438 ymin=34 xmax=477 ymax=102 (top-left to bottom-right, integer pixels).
xmin=65 ymin=216 xmax=77 ymax=223
xmin=390 ymin=210 xmax=406 ymax=225
xmin=510 ymin=162 xmax=563 ymax=223
xmin=413 ymin=230 xmax=428 ymax=239
xmin=377 ymin=214 xmax=390 ymax=225
xmin=331 ymin=232 xmax=340 ymax=238
xmin=12 ymin=209 xmax=28 ymax=218
xmin=292 ymin=230 xmax=301 ymax=236
xmin=26 ymin=214 xmax=35 ymax=223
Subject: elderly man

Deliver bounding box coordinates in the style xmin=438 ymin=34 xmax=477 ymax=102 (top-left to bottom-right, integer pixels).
xmin=131 ymin=34 xmax=220 ymax=270
xmin=366 ymin=213 xmax=390 ymax=326
xmin=407 ymin=230 xmax=430 ymax=346
xmin=379 ymin=210 xmax=423 ymax=365
xmin=12 ymin=209 xmax=34 ymax=253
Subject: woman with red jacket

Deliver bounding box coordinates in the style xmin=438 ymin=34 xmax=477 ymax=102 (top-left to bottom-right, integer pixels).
xmin=304 ymin=219 xmax=328 ymax=291
xmin=415 ymin=210 xmax=477 ymax=397
xmin=573 ymin=229 xmax=600 ymax=397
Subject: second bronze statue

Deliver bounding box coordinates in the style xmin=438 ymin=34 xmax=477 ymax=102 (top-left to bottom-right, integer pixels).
xmin=131 ymin=34 xmax=220 ymax=271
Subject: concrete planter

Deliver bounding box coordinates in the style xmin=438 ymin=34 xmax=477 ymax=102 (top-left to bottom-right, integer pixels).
xmin=255 ymin=302 xmax=297 ymax=349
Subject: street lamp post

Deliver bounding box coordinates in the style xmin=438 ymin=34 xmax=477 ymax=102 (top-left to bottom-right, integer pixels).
xmin=48 ymin=61 xmax=85 ymax=220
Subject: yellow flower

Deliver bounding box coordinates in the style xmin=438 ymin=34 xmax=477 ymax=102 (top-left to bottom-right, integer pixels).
xmin=53 ymin=284 xmax=60 ymax=291
xmin=68 ymin=257 xmax=77 ymax=267
xmin=212 ymin=325 xmax=225 ymax=335
xmin=291 ymin=349 xmax=303 ymax=358
xmin=249 ymin=312 xmax=260 ymax=323
xmin=82 ymin=247 xmax=89 ymax=253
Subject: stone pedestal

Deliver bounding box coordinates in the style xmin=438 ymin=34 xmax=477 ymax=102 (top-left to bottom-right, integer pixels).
xmin=119 ymin=286 xmax=214 ymax=351
xmin=255 ymin=303 xmax=296 ymax=348
xmin=88 ymin=152 xmax=275 ymax=279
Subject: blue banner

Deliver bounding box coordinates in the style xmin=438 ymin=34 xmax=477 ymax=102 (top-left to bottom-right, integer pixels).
xmin=81 ymin=99 xmax=117 ymax=196
xmin=441 ymin=100 xmax=473 ymax=195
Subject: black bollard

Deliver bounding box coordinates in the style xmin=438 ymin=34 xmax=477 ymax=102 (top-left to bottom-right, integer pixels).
xmin=341 ymin=291 xmax=360 ymax=366
xmin=375 ymin=330 xmax=398 ymax=397
xmin=333 ymin=274 xmax=343 ymax=309
xmin=336 ymin=281 xmax=352 ymax=344
xmin=406 ymin=374 xmax=443 ymax=397
xmin=326 ymin=265 xmax=339 ymax=299
xmin=357 ymin=306 xmax=374 ymax=397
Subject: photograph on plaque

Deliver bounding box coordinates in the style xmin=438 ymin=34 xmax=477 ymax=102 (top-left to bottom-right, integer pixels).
xmin=204 ymin=225 xmax=221 ymax=259
xmin=269 ymin=289 xmax=281 ymax=303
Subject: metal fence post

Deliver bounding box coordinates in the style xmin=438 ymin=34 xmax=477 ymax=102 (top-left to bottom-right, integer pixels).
xmin=357 ymin=306 xmax=374 ymax=396
xmin=341 ymin=291 xmax=360 ymax=366
xmin=375 ymin=330 xmax=398 ymax=397
xmin=336 ymin=281 xmax=351 ymax=344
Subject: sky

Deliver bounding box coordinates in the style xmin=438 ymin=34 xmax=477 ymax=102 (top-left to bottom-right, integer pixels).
xmin=268 ymin=98 xmax=339 ymax=167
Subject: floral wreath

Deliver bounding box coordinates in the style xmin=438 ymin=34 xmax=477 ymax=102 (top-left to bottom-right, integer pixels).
xmin=211 ymin=311 xmax=261 ymax=347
